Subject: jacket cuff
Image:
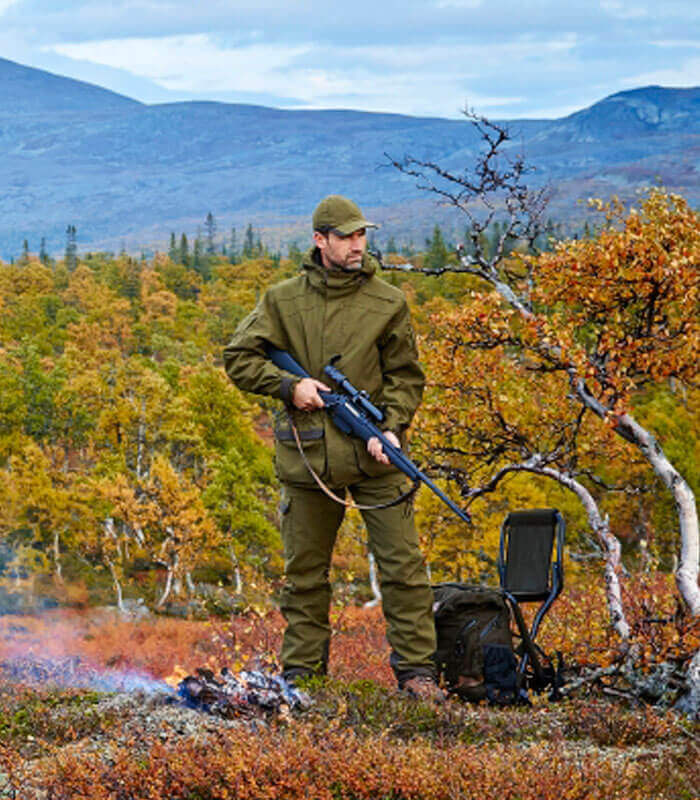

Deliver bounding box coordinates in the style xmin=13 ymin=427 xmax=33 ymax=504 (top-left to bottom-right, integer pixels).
xmin=279 ymin=375 xmax=301 ymax=404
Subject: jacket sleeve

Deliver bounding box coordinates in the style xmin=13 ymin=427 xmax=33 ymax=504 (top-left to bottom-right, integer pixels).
xmin=377 ymin=298 xmax=425 ymax=434
xmin=223 ymin=291 xmax=300 ymax=403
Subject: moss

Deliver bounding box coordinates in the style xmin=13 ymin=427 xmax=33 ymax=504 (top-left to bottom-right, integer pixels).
xmin=0 ymin=685 xmax=114 ymax=751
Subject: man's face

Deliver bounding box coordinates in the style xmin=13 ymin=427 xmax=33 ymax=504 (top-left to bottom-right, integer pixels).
xmin=314 ymin=229 xmax=367 ymax=271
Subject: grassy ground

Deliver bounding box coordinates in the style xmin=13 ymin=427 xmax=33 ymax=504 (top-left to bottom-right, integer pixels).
xmin=0 ymin=582 xmax=698 ymax=799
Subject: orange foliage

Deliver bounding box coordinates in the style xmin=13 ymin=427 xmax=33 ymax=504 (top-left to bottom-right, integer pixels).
xmin=25 ymin=721 xmax=698 ymax=800
xmin=1 ymin=573 xmax=695 ymax=685
xmin=532 ymin=190 xmax=699 ymax=411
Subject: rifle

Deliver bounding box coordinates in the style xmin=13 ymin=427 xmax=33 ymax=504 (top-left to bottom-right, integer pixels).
xmin=266 ymin=344 xmax=471 ymax=524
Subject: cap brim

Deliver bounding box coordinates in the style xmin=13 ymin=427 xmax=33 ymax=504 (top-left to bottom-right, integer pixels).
xmin=333 ymin=218 xmax=379 ymax=235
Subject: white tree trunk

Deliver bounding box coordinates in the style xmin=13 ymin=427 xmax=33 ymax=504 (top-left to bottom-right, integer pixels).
xmin=616 ymin=413 xmax=700 ymax=615
xmin=106 ymin=557 xmax=125 ymax=613
xmin=53 ymin=529 xmax=64 ymax=585
xmin=103 ymin=517 xmax=125 ymax=612
xmin=156 ymin=529 xmax=179 ymax=608
xmin=229 ymin=546 xmax=244 ymax=594
xmin=363 ymin=552 xmax=382 ymax=608
xmin=157 ymin=561 xmax=176 ymax=609
xmin=535 ymin=465 xmax=631 ymax=641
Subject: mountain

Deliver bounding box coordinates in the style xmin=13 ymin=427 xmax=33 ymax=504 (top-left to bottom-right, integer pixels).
xmin=553 ymin=86 xmax=700 ymax=138
xmin=1 ymin=58 xmax=698 ymax=259
xmin=0 ymin=57 xmax=141 ymax=117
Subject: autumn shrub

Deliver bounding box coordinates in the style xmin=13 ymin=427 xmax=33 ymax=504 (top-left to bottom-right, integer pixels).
xmin=33 ymin=723 xmax=698 ymax=800
xmin=622 ymin=572 xmax=700 ymax=668
xmin=0 ymin=740 xmax=26 ymax=799
xmin=561 ymin=699 xmax=678 ymax=746
xmin=533 ymin=574 xmax=620 ymax=666
xmin=1 ymin=590 xmax=698 ymax=800
xmin=327 ymin=605 xmax=394 ymax=685
xmin=0 ymin=610 xmax=217 ymax=679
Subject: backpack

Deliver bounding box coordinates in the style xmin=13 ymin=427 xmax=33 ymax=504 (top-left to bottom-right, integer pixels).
xmin=432 ymin=583 xmax=525 ymax=705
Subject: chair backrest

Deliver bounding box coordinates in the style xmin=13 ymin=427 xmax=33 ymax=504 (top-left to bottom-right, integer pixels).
xmin=498 ymin=508 xmax=564 ymax=602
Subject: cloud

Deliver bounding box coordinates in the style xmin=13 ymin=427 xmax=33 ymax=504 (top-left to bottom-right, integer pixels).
xmin=4 ymin=0 xmax=699 ymax=119
xmin=47 ymin=31 xmax=586 ymax=117
xmin=651 ymin=39 xmax=700 ymax=49
xmin=50 ymin=34 xmax=311 ymax=95
xmin=599 ymin=1 xmax=649 ymax=20
xmin=619 ymin=57 xmax=700 ymax=88
xmin=8 ymin=0 xmax=693 ymax=46
xmin=0 ymin=0 xmax=19 ymax=14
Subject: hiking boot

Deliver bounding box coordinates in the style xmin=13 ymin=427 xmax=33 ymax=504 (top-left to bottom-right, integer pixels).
xmin=402 ymin=675 xmax=446 ymax=703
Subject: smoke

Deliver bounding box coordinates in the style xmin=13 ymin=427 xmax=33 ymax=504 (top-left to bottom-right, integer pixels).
xmin=0 ymin=654 xmax=174 ymax=694
xmin=0 ymin=606 xmax=175 ymax=696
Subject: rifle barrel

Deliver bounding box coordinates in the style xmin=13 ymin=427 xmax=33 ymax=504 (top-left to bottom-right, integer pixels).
xmin=381 ymin=439 xmax=471 ymax=524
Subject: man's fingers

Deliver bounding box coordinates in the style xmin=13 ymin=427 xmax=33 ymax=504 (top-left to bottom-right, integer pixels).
xmin=367 ymin=436 xmax=390 ymax=465
xmin=293 ymin=377 xmax=329 ymax=410
xmin=383 ymin=431 xmax=401 ymax=449
xmin=309 ymin=392 xmax=325 ymax=409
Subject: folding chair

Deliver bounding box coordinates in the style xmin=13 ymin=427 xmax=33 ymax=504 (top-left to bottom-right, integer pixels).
xmin=497 ymin=508 xmax=565 ymax=691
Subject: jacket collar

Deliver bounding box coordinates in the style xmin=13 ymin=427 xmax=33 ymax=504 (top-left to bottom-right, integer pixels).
xmin=302 ymin=247 xmax=376 ymax=296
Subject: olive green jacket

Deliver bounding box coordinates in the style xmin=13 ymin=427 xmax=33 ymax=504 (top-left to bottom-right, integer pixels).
xmin=223 ymin=248 xmax=425 ymax=487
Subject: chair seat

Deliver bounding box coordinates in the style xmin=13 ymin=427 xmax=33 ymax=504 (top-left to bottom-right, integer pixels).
xmin=506 ymin=590 xmax=551 ymax=603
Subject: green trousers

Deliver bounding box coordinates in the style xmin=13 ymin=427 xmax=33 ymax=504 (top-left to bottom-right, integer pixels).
xmin=279 ymin=474 xmax=437 ymax=682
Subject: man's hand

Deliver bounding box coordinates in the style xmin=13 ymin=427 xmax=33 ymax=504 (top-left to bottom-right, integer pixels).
xmin=292 ymin=377 xmax=331 ymax=411
xmin=367 ymin=431 xmax=401 ymax=465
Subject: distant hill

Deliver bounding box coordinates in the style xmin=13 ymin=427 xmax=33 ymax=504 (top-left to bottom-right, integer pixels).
xmin=1 ymin=58 xmax=698 ymax=259
xmin=0 ymin=57 xmax=141 ymax=117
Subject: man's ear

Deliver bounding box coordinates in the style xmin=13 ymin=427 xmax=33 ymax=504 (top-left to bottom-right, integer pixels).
xmin=313 ymin=231 xmax=327 ymax=250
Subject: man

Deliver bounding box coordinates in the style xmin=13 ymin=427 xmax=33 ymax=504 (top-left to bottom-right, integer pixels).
xmin=223 ymin=195 xmax=443 ymax=702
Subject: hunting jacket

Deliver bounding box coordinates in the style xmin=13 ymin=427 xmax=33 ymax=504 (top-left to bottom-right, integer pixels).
xmin=223 ymin=248 xmax=425 ymax=487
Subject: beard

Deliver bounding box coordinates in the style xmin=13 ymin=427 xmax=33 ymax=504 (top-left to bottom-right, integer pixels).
xmin=327 ymin=252 xmax=363 ymax=271
xmin=333 ymin=259 xmax=362 ymax=271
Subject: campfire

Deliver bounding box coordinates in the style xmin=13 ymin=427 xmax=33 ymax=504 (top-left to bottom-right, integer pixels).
xmin=172 ymin=666 xmax=312 ymax=719
xmin=0 ymin=655 xmax=311 ymax=721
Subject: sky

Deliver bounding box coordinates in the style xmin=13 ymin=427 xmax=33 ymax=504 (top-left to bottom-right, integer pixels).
xmin=1 ymin=0 xmax=699 ymax=119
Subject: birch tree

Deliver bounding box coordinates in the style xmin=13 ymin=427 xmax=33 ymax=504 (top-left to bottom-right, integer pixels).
xmin=388 ymin=118 xmax=699 ymax=616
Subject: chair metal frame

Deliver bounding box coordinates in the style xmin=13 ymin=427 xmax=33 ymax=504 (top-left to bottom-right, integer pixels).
xmin=497 ymin=508 xmax=566 ymax=686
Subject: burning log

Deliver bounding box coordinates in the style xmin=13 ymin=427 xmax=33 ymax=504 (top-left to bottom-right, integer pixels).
xmin=0 ymin=655 xmax=312 ymax=722
xmin=176 ymin=667 xmax=312 ymax=719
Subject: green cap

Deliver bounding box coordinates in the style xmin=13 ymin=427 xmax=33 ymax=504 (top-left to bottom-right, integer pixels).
xmin=312 ymin=195 xmax=378 ymax=236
